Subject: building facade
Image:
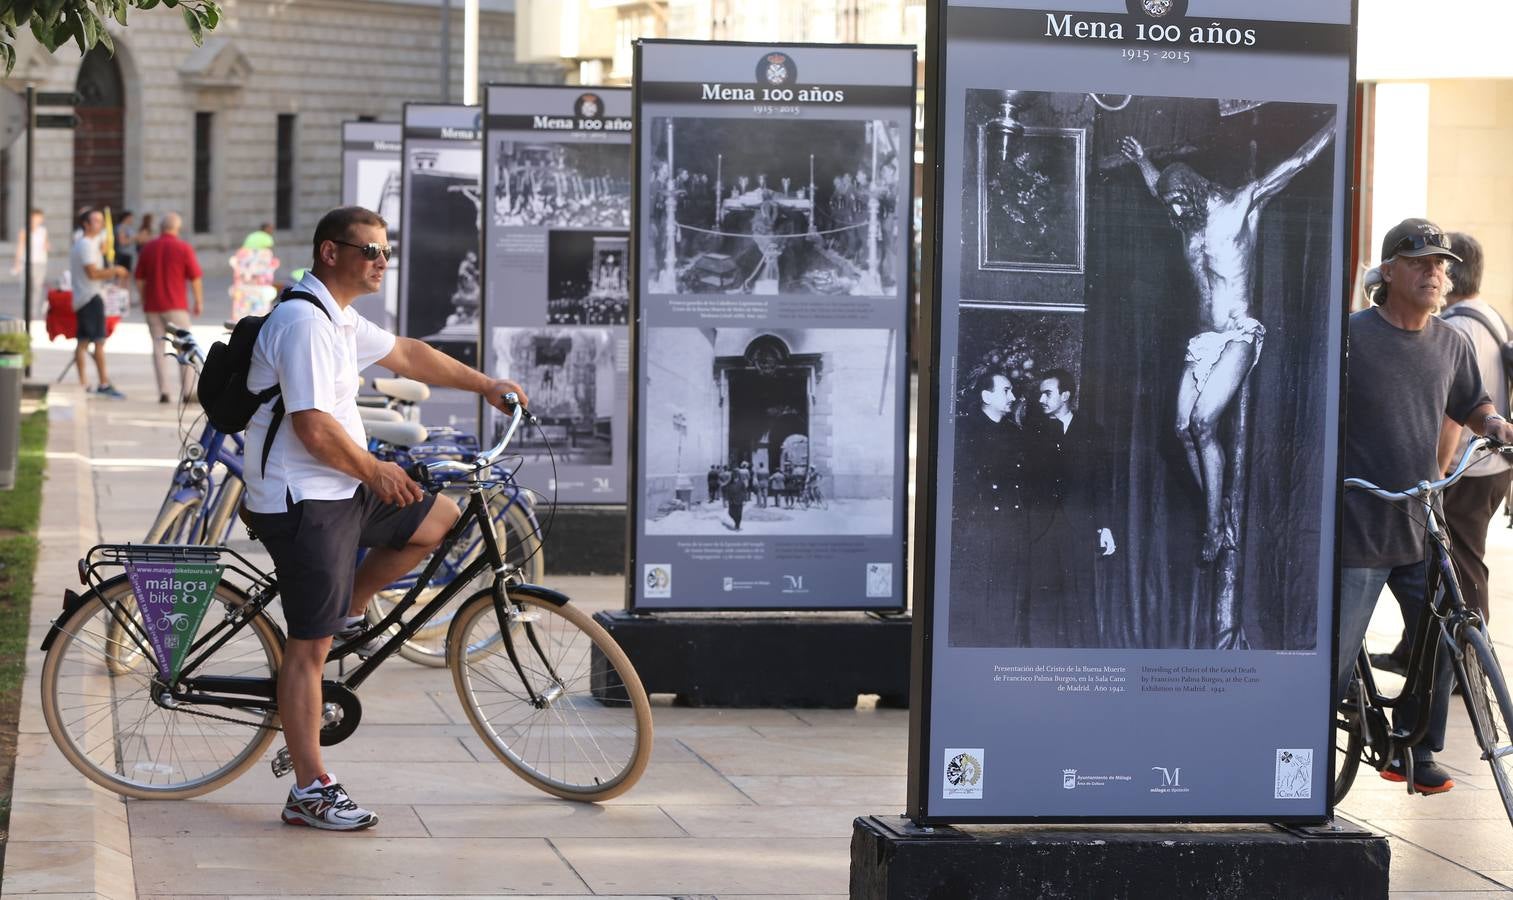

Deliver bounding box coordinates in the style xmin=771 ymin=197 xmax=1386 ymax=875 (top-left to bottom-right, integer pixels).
xmin=0 ymin=0 xmax=562 ymax=258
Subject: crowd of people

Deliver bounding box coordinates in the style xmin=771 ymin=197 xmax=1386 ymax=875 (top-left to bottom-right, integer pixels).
xmin=703 ymin=461 xmax=824 ymax=530
xmin=491 ymin=144 xmax=630 ymax=229
xmin=647 ymin=154 xmax=900 ymax=295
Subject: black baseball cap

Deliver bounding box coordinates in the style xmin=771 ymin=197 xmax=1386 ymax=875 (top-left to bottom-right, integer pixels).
xmin=1381 ymin=218 xmax=1462 ymax=263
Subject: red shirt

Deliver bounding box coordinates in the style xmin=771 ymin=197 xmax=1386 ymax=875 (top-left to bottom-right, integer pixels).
xmin=136 ymin=234 xmax=203 ymax=313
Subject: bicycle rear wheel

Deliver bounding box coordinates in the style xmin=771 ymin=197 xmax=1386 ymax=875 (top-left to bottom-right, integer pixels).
xmin=1458 ymin=626 xmax=1513 ymax=826
xmin=369 ymin=491 xmax=545 ymax=667
xmin=448 ymin=588 xmax=652 ymax=801
xmin=41 ymin=576 xmax=284 ymax=799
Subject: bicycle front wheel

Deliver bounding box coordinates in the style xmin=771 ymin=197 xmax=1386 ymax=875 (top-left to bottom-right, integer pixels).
xmin=41 ymin=576 xmax=284 ymax=799
xmin=1334 ymin=666 xmax=1365 ymax=804
xmin=144 ymin=496 xmax=206 ymax=545
xmin=1459 ymin=626 xmax=1513 ymax=826
xmin=448 ymin=588 xmax=652 ymax=801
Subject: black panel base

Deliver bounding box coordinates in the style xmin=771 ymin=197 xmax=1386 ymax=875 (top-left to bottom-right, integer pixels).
xmin=850 ymin=815 xmax=1390 ymax=900
xmin=593 ymin=610 xmax=911 ymax=707
xmin=542 ymin=505 xmax=625 ymax=575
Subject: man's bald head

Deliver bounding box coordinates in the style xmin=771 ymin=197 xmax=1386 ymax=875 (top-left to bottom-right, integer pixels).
xmin=162 ymin=212 xmax=183 ymax=234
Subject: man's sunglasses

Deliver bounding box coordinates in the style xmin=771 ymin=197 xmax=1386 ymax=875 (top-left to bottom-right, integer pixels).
xmin=1390 ymin=232 xmax=1451 ymax=257
xmin=332 ymin=239 xmax=394 ymax=261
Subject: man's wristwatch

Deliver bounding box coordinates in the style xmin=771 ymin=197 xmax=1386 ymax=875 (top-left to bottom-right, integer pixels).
xmin=1486 ymin=413 xmax=1507 ymax=430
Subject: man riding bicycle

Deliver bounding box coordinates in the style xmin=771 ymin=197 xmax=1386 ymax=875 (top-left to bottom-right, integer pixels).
xmin=243 ymin=207 xmax=527 ymax=830
xmin=1339 ymin=217 xmax=1513 ymax=794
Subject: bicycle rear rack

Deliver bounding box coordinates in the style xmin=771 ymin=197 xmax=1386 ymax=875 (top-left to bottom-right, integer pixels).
xmin=79 ymin=542 xmax=275 ymax=594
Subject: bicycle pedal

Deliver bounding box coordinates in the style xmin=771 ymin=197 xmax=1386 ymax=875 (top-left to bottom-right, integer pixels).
xmin=271 ymin=746 xmax=293 ymax=778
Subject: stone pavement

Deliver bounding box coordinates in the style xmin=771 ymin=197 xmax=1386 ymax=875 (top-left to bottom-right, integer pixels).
xmin=5 ymin=321 xmax=1513 ymax=898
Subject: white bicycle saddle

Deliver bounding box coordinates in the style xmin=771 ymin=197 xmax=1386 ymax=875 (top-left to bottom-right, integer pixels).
xmin=371 ymin=377 xmax=430 ymax=403
xmin=357 ymin=406 xmax=404 ymax=423
xmin=364 ymin=419 xmax=429 ymax=447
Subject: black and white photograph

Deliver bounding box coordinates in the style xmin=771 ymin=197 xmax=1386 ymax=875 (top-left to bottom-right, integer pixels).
xmin=492 ymin=140 xmax=630 ymax=229
xmin=547 ymin=230 xmax=629 ymax=325
xmin=403 ymin=146 xmax=481 ymax=365
xmin=488 ymin=327 xmax=614 ymax=466
xmin=642 ymin=327 xmax=897 ymax=536
xmin=948 ymin=91 xmax=1337 ymax=652
xmin=356 ymin=157 xmax=404 ymax=237
xmin=645 ymin=117 xmax=904 ymax=297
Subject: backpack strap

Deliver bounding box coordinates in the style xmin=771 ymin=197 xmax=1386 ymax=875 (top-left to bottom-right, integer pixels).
xmin=1443 ymin=305 xmax=1508 ymax=344
xmin=260 ymin=289 xmax=335 ymax=478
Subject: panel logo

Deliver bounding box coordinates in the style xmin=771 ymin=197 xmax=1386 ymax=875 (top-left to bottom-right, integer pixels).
xmin=781 ymin=574 xmax=809 ymax=594
xmin=1274 ymin=749 xmax=1313 ymax=799
xmin=575 ymin=92 xmax=603 ymax=120
xmin=943 ymin=748 xmax=984 ymax=800
xmin=756 ymin=51 xmax=797 ymax=87
xmin=1126 ymin=0 xmax=1188 ymax=17
xmin=866 ymin=562 xmax=892 ymax=598
xmin=644 ymin=564 xmax=672 ymax=599
xmin=1062 ymin=768 xmax=1077 ymax=790
xmin=1150 ymin=765 xmax=1190 ymax=794
xmin=592 ymin=476 xmax=612 ymax=493
xmin=723 ymin=576 xmax=734 ymax=592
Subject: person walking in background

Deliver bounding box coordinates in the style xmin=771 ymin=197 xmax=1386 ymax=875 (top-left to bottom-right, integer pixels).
xmin=10 ymin=208 xmax=49 ymax=308
xmin=136 ymin=213 xmax=157 ymax=249
xmin=69 ymin=208 xmax=130 ymax=398
xmin=114 ymin=211 xmax=137 ymax=275
xmin=135 ymin=212 xmax=204 ymax=404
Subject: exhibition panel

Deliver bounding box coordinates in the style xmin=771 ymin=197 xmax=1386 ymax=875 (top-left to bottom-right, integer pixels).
xmin=482 ymin=85 xmax=631 ymax=505
xmin=909 ymin=0 xmax=1355 ymax=822
xmin=340 ymin=120 xmax=402 ymax=334
xmin=399 ymin=103 xmax=484 ymax=432
xmin=628 ymin=40 xmax=916 ymax=611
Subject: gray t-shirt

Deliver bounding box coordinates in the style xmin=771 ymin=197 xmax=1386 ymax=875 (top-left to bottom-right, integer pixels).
xmin=1343 ymin=307 xmax=1488 ymax=568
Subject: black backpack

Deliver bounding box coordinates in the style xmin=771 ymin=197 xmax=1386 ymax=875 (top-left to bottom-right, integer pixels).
xmin=198 ymin=289 xmax=331 ymax=474
xmin=1442 ymin=304 xmax=1513 ymax=410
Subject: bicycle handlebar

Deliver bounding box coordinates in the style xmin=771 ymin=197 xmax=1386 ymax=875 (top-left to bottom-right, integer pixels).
xmin=424 ymin=392 xmax=532 ymax=482
xmin=1344 ymin=435 xmax=1510 ymax=502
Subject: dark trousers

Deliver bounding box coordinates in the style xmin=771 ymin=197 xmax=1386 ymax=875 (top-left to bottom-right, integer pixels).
xmin=729 ymin=498 xmax=744 ymax=529
xmin=1339 ymin=561 xmax=1451 ymax=756
xmin=1443 ymin=469 xmax=1513 ymax=624
xmin=1028 ymin=509 xmax=1096 ymax=647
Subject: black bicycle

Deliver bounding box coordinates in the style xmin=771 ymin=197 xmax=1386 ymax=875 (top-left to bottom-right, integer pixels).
xmin=1335 ymin=436 xmax=1513 ymax=827
xmin=40 ymin=396 xmax=653 ymax=802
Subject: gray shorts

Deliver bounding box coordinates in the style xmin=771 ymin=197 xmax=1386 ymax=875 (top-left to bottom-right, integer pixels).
xmin=247 ymin=486 xmax=436 ymax=640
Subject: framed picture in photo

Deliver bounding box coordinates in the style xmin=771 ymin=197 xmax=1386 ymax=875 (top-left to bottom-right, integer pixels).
xmin=976 ymin=125 xmax=1085 ymax=274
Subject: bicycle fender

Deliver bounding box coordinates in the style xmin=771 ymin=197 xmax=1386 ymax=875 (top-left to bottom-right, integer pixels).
xmin=510 ymin=583 xmax=570 ymax=607
xmin=40 ymin=589 xmax=87 ymax=652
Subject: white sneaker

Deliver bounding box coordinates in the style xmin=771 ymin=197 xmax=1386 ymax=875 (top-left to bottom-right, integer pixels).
xmin=281 ymin=773 xmax=378 ymax=831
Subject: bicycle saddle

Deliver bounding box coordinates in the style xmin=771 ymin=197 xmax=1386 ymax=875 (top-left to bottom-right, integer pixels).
xmin=371 ymin=377 xmax=430 ymax=403
xmin=364 ymin=419 xmax=429 ymax=447
xmin=357 ymin=406 xmax=404 ymax=423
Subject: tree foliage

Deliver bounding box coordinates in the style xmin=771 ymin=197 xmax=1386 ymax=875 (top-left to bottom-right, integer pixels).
xmin=0 ymin=0 xmax=221 ymax=74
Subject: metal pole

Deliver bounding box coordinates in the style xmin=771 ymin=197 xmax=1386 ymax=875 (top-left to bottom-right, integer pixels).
xmin=23 ymin=85 xmax=33 ymax=378
xmin=463 ymin=0 xmax=479 ymax=106
xmin=440 ymin=0 xmax=452 ymax=102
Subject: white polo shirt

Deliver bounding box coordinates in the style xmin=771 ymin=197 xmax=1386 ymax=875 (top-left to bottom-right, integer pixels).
xmin=243 ymin=273 xmax=396 ymax=513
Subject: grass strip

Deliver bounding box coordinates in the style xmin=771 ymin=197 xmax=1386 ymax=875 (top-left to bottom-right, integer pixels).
xmin=0 ymin=407 xmax=52 ymax=852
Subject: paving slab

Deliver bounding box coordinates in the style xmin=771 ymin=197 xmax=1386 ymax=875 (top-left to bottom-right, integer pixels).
xmin=551 ymin=837 xmax=850 ymax=896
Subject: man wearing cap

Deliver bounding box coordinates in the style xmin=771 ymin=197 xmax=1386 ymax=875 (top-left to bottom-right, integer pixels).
xmin=1337 ymin=218 xmax=1513 ymax=794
